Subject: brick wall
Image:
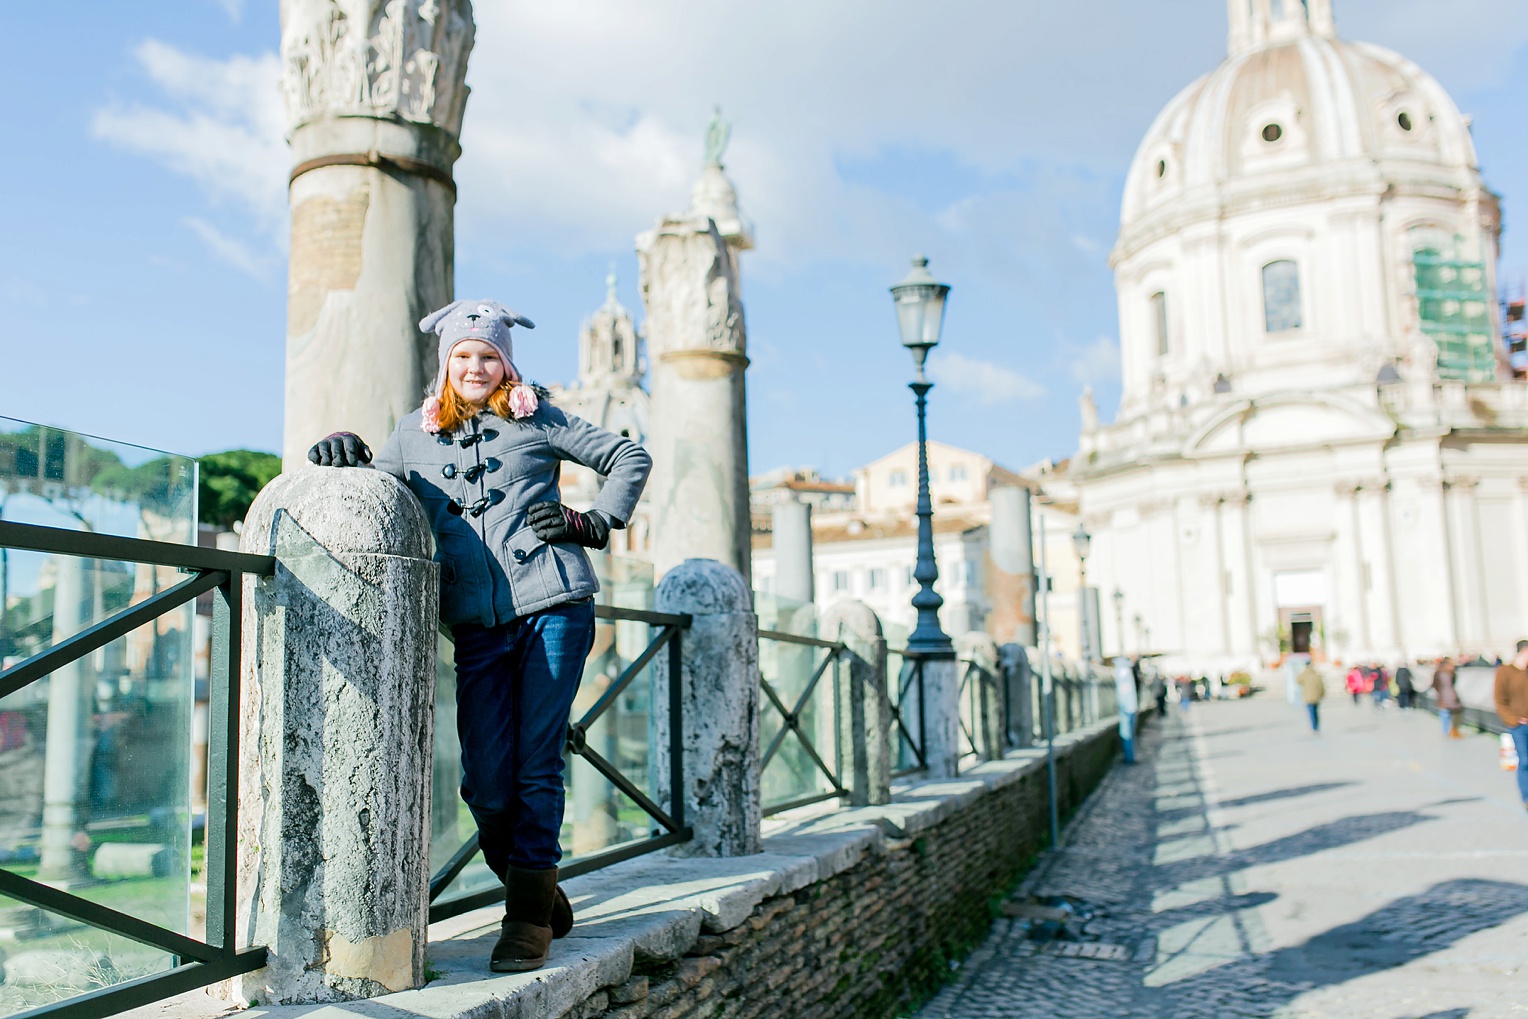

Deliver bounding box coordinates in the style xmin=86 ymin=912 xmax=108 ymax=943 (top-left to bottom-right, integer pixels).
xmin=559 ymin=724 xmax=1120 ymax=1019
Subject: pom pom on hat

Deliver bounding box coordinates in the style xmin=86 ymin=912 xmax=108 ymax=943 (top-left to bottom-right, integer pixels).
xmin=508 ymin=383 xmax=539 ymax=420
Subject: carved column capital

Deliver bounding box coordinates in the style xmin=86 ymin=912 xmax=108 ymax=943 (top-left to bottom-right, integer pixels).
xmin=281 ymin=0 xmax=476 ymax=140
xmin=637 ymin=216 xmax=747 ymax=362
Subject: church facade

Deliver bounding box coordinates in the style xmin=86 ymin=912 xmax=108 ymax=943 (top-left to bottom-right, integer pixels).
xmin=1074 ymin=0 xmax=1528 ymax=674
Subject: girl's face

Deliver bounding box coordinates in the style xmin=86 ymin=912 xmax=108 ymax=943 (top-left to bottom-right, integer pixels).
xmin=448 ymin=339 xmax=507 ymax=405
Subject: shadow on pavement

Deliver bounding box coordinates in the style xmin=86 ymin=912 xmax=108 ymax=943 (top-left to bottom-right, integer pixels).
xmin=1149 ymin=879 xmax=1528 ymax=1011
xmin=1209 ymin=781 xmax=1355 ymax=812
xmin=1155 ymin=810 xmax=1433 ymax=886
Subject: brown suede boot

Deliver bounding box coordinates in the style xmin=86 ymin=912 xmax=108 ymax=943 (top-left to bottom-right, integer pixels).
xmin=491 ymin=867 xmax=557 ymax=972
xmin=551 ymin=884 xmax=573 ymax=939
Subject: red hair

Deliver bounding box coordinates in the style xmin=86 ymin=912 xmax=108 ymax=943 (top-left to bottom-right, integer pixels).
xmin=435 ymin=378 xmax=528 ymax=433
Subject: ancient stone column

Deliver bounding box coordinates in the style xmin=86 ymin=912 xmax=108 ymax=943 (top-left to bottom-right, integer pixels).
xmin=771 ymin=498 xmax=815 ymax=606
xmin=987 ymin=486 xmax=1037 ymax=646
xmin=823 ymin=600 xmax=890 ymax=806
xmin=638 ymin=139 xmax=753 ymax=585
xmin=653 ymin=559 xmax=761 ymax=856
xmin=37 ymin=552 xmax=92 ymax=882
xmin=233 ymin=468 xmax=438 ymax=1003
xmin=279 ymin=0 xmax=475 ymax=465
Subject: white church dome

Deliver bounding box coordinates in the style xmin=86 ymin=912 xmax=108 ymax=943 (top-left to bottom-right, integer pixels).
xmin=1119 ymin=0 xmax=1480 ymax=248
xmin=1105 ymin=0 xmax=1500 ymax=417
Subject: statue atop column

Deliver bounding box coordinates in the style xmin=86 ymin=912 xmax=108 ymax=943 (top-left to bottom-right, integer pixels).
xmin=703 ymin=106 xmax=731 ymax=167
xmin=638 ymin=113 xmax=754 ymax=582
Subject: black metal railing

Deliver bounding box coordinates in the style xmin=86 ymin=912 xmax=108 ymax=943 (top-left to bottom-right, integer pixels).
xmin=427 ymin=605 xmax=693 ymax=923
xmin=758 ymin=629 xmax=848 ymax=816
xmin=0 ymin=519 xmax=273 ymax=1019
xmin=956 ymin=656 xmax=1004 ymax=763
xmin=1413 ymin=691 xmax=1509 ymax=735
xmin=890 ymin=653 xmax=929 ymax=778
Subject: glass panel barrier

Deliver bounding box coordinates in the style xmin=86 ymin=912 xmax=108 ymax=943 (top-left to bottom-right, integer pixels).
xmin=0 ymin=418 xmax=196 ymax=1017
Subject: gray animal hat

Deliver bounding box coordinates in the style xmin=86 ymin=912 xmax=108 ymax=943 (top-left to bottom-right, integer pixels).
xmin=419 ymin=299 xmax=536 ymax=397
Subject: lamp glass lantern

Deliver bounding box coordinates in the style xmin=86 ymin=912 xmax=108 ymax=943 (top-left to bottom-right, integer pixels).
xmin=1071 ymin=523 xmax=1092 ymax=563
xmin=890 ymin=256 xmax=950 ymax=375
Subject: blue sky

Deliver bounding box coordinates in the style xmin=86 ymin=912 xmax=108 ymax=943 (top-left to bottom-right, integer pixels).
xmin=3 ymin=0 xmax=1527 ymax=480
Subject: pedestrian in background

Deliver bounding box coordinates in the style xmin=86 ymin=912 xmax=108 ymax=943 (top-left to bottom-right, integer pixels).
xmin=1299 ymin=662 xmax=1325 ymax=732
xmin=1396 ymin=663 xmax=1415 ymax=709
xmin=1371 ymin=664 xmax=1391 ymax=708
xmin=1150 ymin=673 xmax=1168 ymax=716
xmin=1493 ymin=640 xmax=1528 ymax=810
xmin=1433 ymin=658 xmax=1463 ymax=739
xmin=1114 ymin=657 xmax=1139 ymax=764
xmin=1177 ymin=676 xmax=1193 ymax=712
xmin=1346 ymin=665 xmax=1364 ymax=706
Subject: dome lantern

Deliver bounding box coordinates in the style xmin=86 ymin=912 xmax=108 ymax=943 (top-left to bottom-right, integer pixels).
xmin=1228 ymin=0 xmax=1336 ymax=56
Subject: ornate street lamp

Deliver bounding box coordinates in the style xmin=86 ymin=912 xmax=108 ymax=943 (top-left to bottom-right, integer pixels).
xmin=891 ymin=255 xmax=953 ymax=656
xmin=1071 ymin=523 xmax=1092 ymax=661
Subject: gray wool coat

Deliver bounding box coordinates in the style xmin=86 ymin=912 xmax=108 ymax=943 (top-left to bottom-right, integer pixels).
xmin=372 ymin=402 xmax=651 ymax=628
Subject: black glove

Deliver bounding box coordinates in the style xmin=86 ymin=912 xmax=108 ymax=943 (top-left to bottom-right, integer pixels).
xmin=307 ymin=432 xmax=372 ymax=467
xmin=526 ymin=501 xmax=610 ymax=550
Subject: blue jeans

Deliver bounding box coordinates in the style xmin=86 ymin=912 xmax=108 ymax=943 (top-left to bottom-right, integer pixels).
xmin=452 ymin=600 xmax=595 ymax=874
xmin=1440 ymin=708 xmax=1454 ymax=735
xmin=1118 ymin=711 xmax=1137 ymax=763
xmin=1307 ymin=703 xmax=1320 ymax=731
xmin=1511 ymin=724 xmax=1528 ymax=802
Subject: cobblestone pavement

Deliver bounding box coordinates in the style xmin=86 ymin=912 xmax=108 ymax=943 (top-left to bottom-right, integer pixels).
xmin=916 ymin=696 xmax=1528 ymax=1019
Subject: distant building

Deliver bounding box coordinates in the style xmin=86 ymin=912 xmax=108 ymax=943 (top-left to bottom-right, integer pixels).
xmin=549 ymin=275 xmax=653 ymax=560
xmin=1071 ymin=0 xmax=1528 ymax=673
xmin=753 ymin=442 xmax=1087 ymax=654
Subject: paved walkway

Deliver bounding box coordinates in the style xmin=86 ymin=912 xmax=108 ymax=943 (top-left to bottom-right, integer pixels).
xmin=917 ymin=695 xmax=1528 ymax=1019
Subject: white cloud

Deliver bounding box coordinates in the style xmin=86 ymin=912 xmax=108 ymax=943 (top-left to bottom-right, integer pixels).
xmin=452 ymin=0 xmax=1223 ymax=280
xmin=92 ymin=40 xmax=286 ymax=231
xmin=1068 ymin=336 xmax=1122 ymax=386
xmin=211 ymin=0 xmax=244 ymax=23
xmin=928 ymin=351 xmax=1045 ymax=405
xmin=183 ymin=217 xmax=271 ymax=279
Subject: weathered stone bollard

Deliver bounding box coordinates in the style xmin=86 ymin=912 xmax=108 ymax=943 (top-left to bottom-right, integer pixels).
xmin=917 ymin=655 xmax=962 ymax=780
xmin=1000 ymin=643 xmax=1035 ymax=749
xmin=823 ymin=600 xmax=890 ymax=806
xmin=654 ymin=559 xmax=761 ymax=856
xmin=234 ymin=468 xmax=438 ymax=1003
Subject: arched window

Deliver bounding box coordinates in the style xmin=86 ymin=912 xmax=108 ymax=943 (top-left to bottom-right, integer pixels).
xmin=1149 ymin=291 xmax=1169 ymax=355
xmin=1262 ymin=260 xmax=1303 ymax=333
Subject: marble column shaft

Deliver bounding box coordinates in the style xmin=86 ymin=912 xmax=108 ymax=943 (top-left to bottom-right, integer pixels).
xmin=279 ymin=0 xmax=475 ymax=465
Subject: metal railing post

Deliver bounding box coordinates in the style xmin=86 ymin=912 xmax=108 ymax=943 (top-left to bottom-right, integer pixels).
xmin=668 ymin=628 xmax=685 ymax=832
xmin=205 ymin=572 xmax=241 ymax=955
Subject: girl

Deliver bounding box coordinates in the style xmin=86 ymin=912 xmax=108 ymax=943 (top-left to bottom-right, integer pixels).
xmin=309 ymin=299 xmax=651 ymax=972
